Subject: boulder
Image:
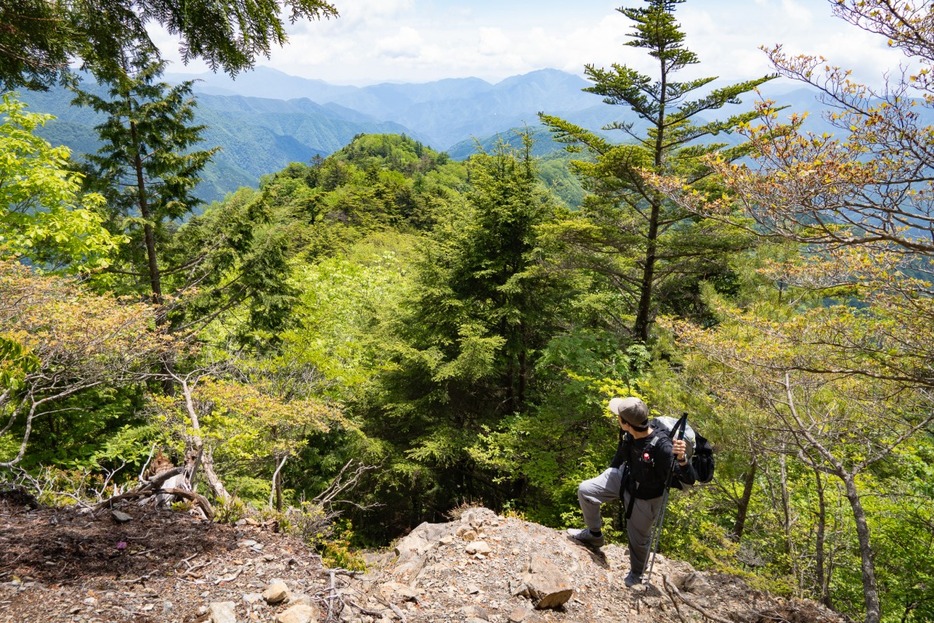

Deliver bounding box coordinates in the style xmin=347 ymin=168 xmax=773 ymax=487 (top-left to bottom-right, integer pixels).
xmin=518 ymin=554 xmax=573 ymax=610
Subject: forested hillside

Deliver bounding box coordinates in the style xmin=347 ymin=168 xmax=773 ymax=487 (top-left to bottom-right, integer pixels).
xmin=17 ymin=71 xmax=596 ymax=204
xmin=18 ymin=83 xmax=419 ymax=204
xmin=17 ymin=71 xmax=859 ymax=205
xmin=1 ymin=2 xmax=933 ymax=623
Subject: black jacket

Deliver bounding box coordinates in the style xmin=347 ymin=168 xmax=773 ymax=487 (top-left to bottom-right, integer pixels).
xmin=610 ymin=427 xmax=695 ymax=498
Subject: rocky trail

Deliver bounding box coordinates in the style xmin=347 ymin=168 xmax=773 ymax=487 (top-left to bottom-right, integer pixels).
xmin=1 ymin=495 xmax=843 ymax=623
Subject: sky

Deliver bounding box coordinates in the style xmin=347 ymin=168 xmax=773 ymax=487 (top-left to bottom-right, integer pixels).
xmin=153 ymin=0 xmax=910 ymax=87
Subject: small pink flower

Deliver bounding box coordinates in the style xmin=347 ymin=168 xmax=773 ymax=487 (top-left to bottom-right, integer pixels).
xmin=116 ymin=541 xmax=127 ymax=550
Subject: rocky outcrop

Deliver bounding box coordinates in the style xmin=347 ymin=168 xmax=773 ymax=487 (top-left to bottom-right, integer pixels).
xmin=357 ymin=506 xmax=844 ymax=623
xmin=0 ymin=498 xmax=845 ymax=623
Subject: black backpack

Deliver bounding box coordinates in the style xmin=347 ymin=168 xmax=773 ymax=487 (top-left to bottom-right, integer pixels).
xmin=650 ymin=415 xmax=715 ymax=485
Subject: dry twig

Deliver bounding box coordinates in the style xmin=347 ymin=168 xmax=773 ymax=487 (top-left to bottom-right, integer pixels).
xmin=661 ymin=574 xmax=735 ymax=623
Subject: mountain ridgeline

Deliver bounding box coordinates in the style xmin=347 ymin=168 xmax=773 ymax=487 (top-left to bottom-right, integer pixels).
xmin=17 ymin=67 xmax=826 ymax=204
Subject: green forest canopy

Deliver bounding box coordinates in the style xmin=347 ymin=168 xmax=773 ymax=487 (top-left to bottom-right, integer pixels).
xmin=2 ymin=2 xmax=934 ymax=623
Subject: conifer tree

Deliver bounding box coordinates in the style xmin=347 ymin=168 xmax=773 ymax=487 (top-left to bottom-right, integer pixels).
xmin=0 ymin=0 xmax=338 ymax=90
xmin=365 ymin=137 xmax=574 ymax=530
xmin=72 ymin=55 xmax=218 ymax=313
xmin=540 ymin=0 xmax=772 ymax=342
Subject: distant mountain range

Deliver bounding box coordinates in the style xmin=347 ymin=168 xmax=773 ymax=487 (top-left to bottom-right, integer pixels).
xmin=171 ymin=67 xmax=611 ymax=149
xmin=18 ymin=67 xmax=826 ymax=203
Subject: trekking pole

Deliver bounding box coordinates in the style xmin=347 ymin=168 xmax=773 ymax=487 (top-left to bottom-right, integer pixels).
xmin=644 ymin=413 xmax=687 ymax=585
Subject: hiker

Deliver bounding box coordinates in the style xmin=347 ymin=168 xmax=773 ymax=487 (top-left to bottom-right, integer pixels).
xmin=567 ymin=396 xmax=696 ymax=587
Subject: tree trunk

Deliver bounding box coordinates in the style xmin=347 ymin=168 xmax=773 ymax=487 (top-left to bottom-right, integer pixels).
xmin=633 ymin=57 xmax=668 ymax=344
xmin=129 ymin=119 xmax=163 ymax=309
xmin=842 ymin=472 xmax=882 ymax=623
xmin=814 ymin=469 xmax=833 ymax=609
xmin=198 ymin=444 xmax=231 ymax=503
xmin=270 ymin=454 xmax=288 ymax=511
xmin=732 ymin=457 xmax=757 ymax=540
xmin=633 ymin=199 xmax=660 ymax=342
xmin=778 ymin=453 xmax=801 ymax=592
xmin=177 ymin=375 xmax=231 ymax=504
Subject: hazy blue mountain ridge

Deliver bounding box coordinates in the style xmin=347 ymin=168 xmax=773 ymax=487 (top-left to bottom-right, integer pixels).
xmin=20 ymin=84 xmax=418 ymax=203
xmin=17 ymin=68 xmax=843 ymax=203
xmin=171 ymin=67 xmax=615 ymax=148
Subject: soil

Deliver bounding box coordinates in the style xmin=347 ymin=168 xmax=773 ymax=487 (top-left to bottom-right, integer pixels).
xmin=0 ymin=492 xmax=332 ymax=623
xmin=0 ymin=492 xmax=846 ymax=623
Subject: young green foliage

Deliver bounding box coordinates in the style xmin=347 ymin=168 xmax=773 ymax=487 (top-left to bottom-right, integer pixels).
xmin=0 ymin=93 xmax=119 ymax=271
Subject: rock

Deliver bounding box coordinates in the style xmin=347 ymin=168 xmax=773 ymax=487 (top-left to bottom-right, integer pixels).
xmin=0 ymin=502 xmax=850 ymax=623
xmin=111 ymin=510 xmax=132 ymax=523
xmin=289 ymin=591 xmax=314 ymax=606
xmin=465 ymin=541 xmax=491 ymax=555
xmin=518 ymin=554 xmax=573 ymax=610
xmin=238 ymin=539 xmax=264 ymax=552
xmin=679 ymin=571 xmax=715 ymax=595
xmin=276 ymin=603 xmax=320 ymax=623
xmin=458 ymin=527 xmax=479 ymax=541
xmin=393 ymin=522 xmax=451 ymax=580
xmin=394 ymin=522 xmax=448 ymax=562
xmin=460 ymin=507 xmax=498 ymax=528
xmin=508 ymin=606 xmax=534 ymax=622
xmin=460 ymin=605 xmax=490 ymax=620
xmin=263 ymin=579 xmax=291 ymax=604
xmin=378 ymin=581 xmax=419 ymax=603
xmin=208 ymin=601 xmax=237 ymax=623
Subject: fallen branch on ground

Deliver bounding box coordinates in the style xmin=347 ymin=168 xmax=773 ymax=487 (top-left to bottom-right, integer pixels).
xmin=89 ymin=467 xmax=214 ymax=519
xmin=661 ymin=574 xmax=734 ymax=623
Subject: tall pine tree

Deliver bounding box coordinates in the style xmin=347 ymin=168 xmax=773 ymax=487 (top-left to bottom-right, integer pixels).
xmin=72 ymin=54 xmax=218 ymax=315
xmin=540 ymin=0 xmax=772 ymax=342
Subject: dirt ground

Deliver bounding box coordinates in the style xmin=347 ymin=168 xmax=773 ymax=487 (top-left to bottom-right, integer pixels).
xmin=0 ymin=490 xmax=847 ymax=623
xmin=0 ymin=491 xmax=332 ymax=623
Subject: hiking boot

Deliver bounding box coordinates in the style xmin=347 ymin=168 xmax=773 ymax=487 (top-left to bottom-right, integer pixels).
xmin=566 ymin=527 xmax=605 ymax=547
xmin=624 ymin=572 xmax=643 ymax=587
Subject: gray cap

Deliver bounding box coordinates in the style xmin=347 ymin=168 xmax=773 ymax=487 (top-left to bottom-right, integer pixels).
xmin=608 ymin=397 xmax=649 ymax=427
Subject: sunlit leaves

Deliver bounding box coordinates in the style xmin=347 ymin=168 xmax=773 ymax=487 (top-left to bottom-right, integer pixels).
xmin=0 ymin=259 xmax=169 ymax=465
xmin=0 ymin=93 xmax=120 ymax=270
xmin=280 ymin=232 xmax=420 ymax=400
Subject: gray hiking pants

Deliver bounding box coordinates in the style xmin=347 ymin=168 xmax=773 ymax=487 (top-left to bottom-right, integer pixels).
xmin=577 ymin=467 xmax=665 ymax=576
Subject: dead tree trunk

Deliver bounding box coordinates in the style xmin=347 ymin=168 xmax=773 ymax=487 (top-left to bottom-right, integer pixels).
xmin=173 ymin=371 xmax=232 ymax=504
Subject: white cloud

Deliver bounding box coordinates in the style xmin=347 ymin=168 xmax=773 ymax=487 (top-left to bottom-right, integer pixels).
xmin=329 ymin=0 xmax=414 ymax=27
xmin=376 ymin=27 xmax=424 ymax=59
xmin=156 ymin=1 xmax=915 ymax=88
xmin=675 ymin=0 xmax=902 ymax=86
xmin=780 ymin=0 xmax=815 ymax=24
xmin=477 ymin=28 xmax=511 ymax=57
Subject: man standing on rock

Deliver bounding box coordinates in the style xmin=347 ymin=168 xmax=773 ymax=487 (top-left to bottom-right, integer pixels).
xmin=567 ymin=397 xmax=694 ymax=587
